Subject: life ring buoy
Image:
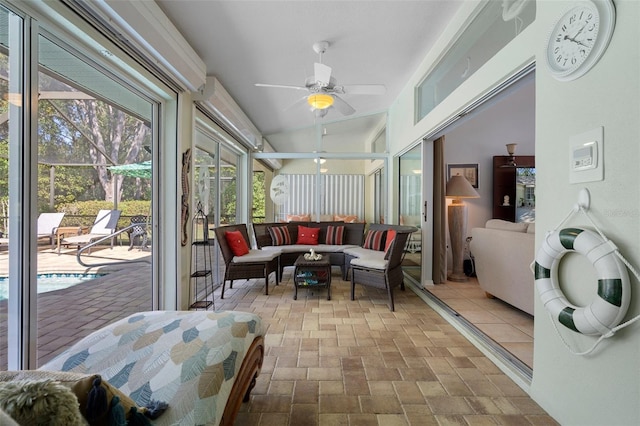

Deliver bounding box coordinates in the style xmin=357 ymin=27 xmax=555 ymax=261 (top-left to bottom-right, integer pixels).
xmin=534 ymin=227 xmax=630 ymax=336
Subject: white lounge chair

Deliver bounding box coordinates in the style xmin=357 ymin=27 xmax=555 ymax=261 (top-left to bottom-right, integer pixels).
xmin=60 ymin=209 xmax=121 ymax=254
xmin=37 ymin=212 xmax=65 ymax=248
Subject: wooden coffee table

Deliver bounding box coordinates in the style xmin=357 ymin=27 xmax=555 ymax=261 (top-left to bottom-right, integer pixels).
xmin=293 ymin=254 xmax=331 ymax=300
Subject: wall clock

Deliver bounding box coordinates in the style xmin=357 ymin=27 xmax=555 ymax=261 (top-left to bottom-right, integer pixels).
xmin=545 ymin=0 xmax=615 ymax=81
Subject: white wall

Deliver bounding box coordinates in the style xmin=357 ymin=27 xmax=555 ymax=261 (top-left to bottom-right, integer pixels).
xmin=531 ymin=1 xmax=640 ymax=424
xmin=387 ymin=0 xmax=640 ymax=424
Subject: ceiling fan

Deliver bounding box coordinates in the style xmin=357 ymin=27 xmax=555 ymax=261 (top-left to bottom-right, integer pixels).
xmin=255 ymin=41 xmax=386 ymax=117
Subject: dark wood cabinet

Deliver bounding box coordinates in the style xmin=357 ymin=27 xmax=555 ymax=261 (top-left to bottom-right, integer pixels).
xmin=492 ymin=155 xmax=535 ymax=222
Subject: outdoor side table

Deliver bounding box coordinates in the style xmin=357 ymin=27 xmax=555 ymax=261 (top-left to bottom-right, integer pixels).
xmin=293 ymin=254 xmax=331 ymax=300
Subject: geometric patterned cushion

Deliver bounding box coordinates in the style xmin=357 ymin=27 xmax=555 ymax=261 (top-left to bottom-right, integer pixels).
xmin=39 ymin=311 xmax=264 ymax=426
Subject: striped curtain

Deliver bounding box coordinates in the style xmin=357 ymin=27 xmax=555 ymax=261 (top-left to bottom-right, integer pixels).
xmin=277 ymin=174 xmax=364 ymax=221
xmin=322 ymin=175 xmax=364 ymax=217
xmin=276 ymin=174 xmax=317 ymax=222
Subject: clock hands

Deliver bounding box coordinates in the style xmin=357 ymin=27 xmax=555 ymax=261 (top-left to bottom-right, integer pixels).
xmin=563 ymin=34 xmax=591 ymax=48
xmin=572 ymin=22 xmax=587 ymax=39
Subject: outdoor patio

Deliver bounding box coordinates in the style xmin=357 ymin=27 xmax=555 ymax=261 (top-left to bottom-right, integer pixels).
xmin=0 ymin=244 xmax=153 ymax=366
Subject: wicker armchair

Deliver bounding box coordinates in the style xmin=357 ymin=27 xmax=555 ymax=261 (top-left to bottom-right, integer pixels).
xmin=213 ymin=224 xmax=280 ymax=298
xmin=349 ymin=225 xmax=415 ymax=311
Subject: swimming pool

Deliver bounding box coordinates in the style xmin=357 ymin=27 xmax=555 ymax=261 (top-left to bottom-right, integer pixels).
xmin=0 ymin=273 xmax=106 ymax=300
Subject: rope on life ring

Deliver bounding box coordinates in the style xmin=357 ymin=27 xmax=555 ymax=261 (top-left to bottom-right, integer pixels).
xmin=534 ymin=227 xmax=631 ymax=336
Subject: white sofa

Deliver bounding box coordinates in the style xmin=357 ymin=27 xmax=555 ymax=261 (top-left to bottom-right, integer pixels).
xmin=469 ymin=219 xmax=535 ymax=316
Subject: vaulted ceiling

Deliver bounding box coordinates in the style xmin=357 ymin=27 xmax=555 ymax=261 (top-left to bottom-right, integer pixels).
xmin=155 ymin=1 xmax=463 ymax=150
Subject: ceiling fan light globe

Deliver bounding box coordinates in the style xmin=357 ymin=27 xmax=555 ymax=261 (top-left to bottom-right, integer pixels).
xmin=307 ymin=94 xmax=334 ymax=110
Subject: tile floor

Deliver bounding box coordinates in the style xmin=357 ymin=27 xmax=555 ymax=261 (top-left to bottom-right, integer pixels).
xmin=1 ymin=248 xmax=552 ymax=425
xmin=217 ymin=268 xmax=554 ymax=425
xmin=424 ymin=279 xmax=534 ymax=369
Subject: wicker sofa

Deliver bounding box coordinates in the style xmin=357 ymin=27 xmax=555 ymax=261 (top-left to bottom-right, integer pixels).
xmin=252 ymin=221 xmax=366 ymax=280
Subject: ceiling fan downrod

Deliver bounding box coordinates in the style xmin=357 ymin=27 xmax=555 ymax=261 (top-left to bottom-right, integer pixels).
xmin=313 ymin=41 xmax=330 ymax=62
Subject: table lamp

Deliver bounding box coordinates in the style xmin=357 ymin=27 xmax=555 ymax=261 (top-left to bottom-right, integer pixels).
xmin=446 ymin=174 xmax=480 ymax=282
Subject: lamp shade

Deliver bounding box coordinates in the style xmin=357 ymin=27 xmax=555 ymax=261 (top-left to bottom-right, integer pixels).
xmin=307 ymin=93 xmax=334 ymax=110
xmin=446 ymin=174 xmax=479 ymax=199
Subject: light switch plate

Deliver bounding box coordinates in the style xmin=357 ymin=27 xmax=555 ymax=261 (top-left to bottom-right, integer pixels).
xmin=569 ymin=127 xmax=604 ymax=184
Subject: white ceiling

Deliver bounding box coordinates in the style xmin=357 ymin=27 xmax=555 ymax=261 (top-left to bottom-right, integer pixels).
xmin=155 ymin=0 xmax=463 ymax=144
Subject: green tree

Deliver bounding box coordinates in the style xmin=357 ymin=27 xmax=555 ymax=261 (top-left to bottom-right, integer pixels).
xmin=36 ymin=72 xmax=151 ymax=208
xmin=220 ymin=165 xmax=237 ymax=223
xmin=252 ymin=171 xmax=265 ymax=222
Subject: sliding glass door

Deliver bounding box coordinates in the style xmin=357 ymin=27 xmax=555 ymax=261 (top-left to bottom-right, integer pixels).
xmin=36 ymin=33 xmax=156 ymax=366
xmin=0 ymin=5 xmax=23 ymax=370
xmin=0 ymin=1 xmax=175 ymax=370
xmin=398 ymin=146 xmax=423 ymax=283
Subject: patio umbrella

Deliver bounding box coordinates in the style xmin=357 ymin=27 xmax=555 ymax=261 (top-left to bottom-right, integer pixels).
xmin=109 ymin=160 xmax=152 ymax=244
xmin=108 ymin=160 xmax=152 ymax=179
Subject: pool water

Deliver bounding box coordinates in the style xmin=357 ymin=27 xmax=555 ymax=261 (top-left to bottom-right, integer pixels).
xmin=0 ymin=273 xmax=106 ymax=300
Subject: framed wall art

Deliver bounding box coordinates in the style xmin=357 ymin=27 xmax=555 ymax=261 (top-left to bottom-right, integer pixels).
xmin=447 ymin=163 xmax=478 ymax=188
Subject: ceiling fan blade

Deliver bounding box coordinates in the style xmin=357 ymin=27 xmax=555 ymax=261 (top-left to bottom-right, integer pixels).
xmin=332 ymin=95 xmax=355 ymax=116
xmin=341 ymin=84 xmax=386 ymax=95
xmin=314 ymin=62 xmax=332 ymax=87
xmin=284 ymin=96 xmax=309 ymax=111
xmin=255 ymin=83 xmax=308 ymax=91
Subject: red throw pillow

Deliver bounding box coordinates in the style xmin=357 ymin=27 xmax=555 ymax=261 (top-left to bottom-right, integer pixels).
xmin=296 ymin=225 xmax=319 ymax=245
xmin=224 ymin=230 xmax=250 ymax=256
xmin=384 ymin=230 xmax=397 ymax=253
xmin=325 ymin=225 xmax=345 ymax=245
xmin=363 ymin=230 xmax=385 ymax=251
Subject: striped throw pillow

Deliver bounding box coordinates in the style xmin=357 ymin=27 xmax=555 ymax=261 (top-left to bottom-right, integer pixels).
xmin=268 ymin=226 xmax=292 ymax=246
xmin=363 ymin=230 xmax=385 ymax=251
xmin=325 ymin=225 xmax=345 ymax=245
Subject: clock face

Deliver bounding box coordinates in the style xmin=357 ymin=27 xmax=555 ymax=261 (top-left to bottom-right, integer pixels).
xmin=547 ymin=5 xmax=599 ymax=76
xmin=545 ymin=0 xmax=616 ymax=81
